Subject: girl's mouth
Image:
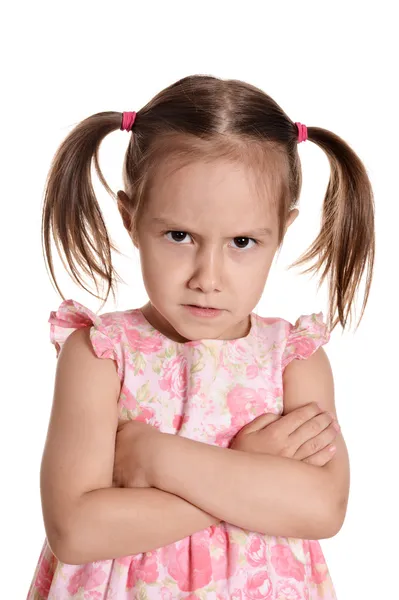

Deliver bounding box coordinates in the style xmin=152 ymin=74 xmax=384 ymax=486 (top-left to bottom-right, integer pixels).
xmin=184 ymin=305 xmax=222 ymax=318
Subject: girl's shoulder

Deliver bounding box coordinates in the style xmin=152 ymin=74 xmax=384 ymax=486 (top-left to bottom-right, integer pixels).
xmin=48 ymin=299 xmax=148 ymax=380
xmin=252 ymin=311 xmax=331 ymax=368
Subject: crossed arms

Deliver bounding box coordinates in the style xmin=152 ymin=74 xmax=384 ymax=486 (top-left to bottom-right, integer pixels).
xmin=40 ymin=327 xmax=350 ymax=564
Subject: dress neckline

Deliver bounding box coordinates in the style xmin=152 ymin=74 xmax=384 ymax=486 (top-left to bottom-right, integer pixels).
xmin=136 ymin=308 xmax=257 ymax=347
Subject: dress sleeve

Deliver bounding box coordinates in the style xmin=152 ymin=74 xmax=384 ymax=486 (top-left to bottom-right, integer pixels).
xmin=48 ymin=299 xmax=124 ymax=380
xmin=281 ymin=312 xmax=330 ymax=371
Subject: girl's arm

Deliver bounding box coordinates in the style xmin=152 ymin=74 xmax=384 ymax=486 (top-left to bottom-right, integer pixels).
xmin=147 ymin=348 xmax=350 ymax=540
xmin=41 ymin=327 xmax=218 ymax=565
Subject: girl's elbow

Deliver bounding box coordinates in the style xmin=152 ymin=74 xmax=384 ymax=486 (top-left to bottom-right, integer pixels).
xmin=332 ymin=495 xmax=348 ymax=535
xmin=320 ymin=495 xmax=348 ymax=539
xmin=45 ymin=512 xmax=89 ymax=565
xmin=43 ymin=516 xmax=71 ymax=564
xmin=49 ymin=530 xmax=90 ymax=565
xmin=45 ymin=530 xmax=74 ymax=565
xmin=304 ymin=495 xmax=347 ymax=540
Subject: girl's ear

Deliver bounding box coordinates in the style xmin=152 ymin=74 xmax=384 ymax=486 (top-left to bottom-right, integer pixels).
xmin=117 ymin=191 xmax=132 ymax=231
xmin=285 ymin=209 xmax=299 ymax=232
xmin=116 ymin=190 xmax=139 ymax=248
xmin=117 ymin=191 xmax=140 ymax=248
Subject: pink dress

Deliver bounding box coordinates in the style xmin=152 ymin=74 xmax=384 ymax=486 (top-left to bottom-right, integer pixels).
xmin=27 ymin=299 xmax=337 ymax=600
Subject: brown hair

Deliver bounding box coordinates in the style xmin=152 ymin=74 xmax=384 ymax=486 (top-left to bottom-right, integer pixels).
xmin=42 ymin=74 xmax=375 ymax=331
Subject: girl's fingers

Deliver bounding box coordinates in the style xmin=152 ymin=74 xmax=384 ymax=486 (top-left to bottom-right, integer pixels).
xmin=293 ymin=422 xmax=339 ymax=461
xmin=289 ymin=412 xmax=336 ymax=453
xmin=275 ymin=403 xmax=325 ymax=438
xmin=238 ymin=412 xmax=280 ymax=434
xmin=302 ymin=444 xmax=337 ymax=466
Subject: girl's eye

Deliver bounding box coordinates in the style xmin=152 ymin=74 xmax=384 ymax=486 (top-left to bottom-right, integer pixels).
xmin=231 ymin=237 xmax=257 ymax=250
xmin=164 ymin=231 xmax=257 ymax=250
xmin=165 ymin=231 xmax=192 ymax=243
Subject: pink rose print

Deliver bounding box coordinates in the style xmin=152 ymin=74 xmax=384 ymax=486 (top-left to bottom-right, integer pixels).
xmin=159 ymin=356 xmax=188 ymax=400
xmin=91 ymin=333 xmax=115 ymax=358
xmin=307 ymin=540 xmax=328 ymax=584
xmin=245 ymin=571 xmax=273 ymax=599
xmin=127 ymin=553 xmax=159 ymax=588
xmin=247 ymin=536 xmax=267 ymax=568
xmin=190 ymin=376 xmax=201 ymax=396
xmin=282 ymin=319 xmax=326 ymax=367
xmin=290 ymin=335 xmax=316 ymax=358
xmin=119 ymin=386 xmax=137 ymax=411
xmin=165 ymin=535 xmax=212 ymax=591
xmin=67 ymin=564 xmax=108 ymax=595
xmin=173 ymin=413 xmax=190 ymax=430
xmin=283 ymin=314 xmax=329 ymax=367
xmin=246 ymin=364 xmax=259 ymax=379
xmin=126 ymin=327 xmax=164 ymax=354
xmin=271 ymin=545 xmax=305 ymax=582
xmin=161 ymin=587 xmax=173 ymax=600
xmin=231 ymin=591 xmax=243 ymax=600
xmin=220 ymin=341 xmax=248 ymax=370
xmin=135 ymin=406 xmax=158 ymax=425
xmin=276 ymin=580 xmax=301 ymax=600
xmin=214 ymin=430 xmax=232 ymax=447
xmin=211 ymin=527 xmax=240 ymax=580
xmin=116 ymin=555 xmax=133 ymax=567
xmin=307 ymin=539 xmax=325 ymax=564
xmin=35 ymin=555 xmax=54 ymax=597
xmin=227 ymin=385 xmax=268 ymax=428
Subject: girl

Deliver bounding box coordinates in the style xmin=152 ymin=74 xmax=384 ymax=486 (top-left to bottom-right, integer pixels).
xmin=27 ymin=74 xmax=374 ymax=599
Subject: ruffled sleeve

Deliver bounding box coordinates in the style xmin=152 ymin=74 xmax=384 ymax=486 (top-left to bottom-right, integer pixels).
xmin=281 ymin=312 xmax=330 ymax=371
xmin=48 ymin=299 xmax=124 ymax=380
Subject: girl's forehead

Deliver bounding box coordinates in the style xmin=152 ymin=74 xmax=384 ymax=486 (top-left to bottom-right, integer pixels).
xmin=146 ymin=158 xmax=280 ymax=219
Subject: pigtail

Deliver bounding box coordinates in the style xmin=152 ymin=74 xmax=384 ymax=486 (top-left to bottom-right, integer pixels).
xmin=42 ymin=111 xmax=125 ymax=306
xmin=291 ymin=127 xmax=375 ymax=331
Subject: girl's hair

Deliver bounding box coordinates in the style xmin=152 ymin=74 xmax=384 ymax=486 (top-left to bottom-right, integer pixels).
xmin=42 ymin=74 xmax=375 ymax=331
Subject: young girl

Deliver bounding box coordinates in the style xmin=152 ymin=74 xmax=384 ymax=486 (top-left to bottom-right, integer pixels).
xmin=27 ymin=74 xmax=374 ymax=600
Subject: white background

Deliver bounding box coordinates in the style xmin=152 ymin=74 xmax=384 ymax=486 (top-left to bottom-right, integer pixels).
xmin=1 ymin=1 xmax=398 ymax=598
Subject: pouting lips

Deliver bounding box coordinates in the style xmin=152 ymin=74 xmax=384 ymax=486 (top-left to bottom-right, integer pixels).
xmin=187 ymin=304 xmax=220 ymax=310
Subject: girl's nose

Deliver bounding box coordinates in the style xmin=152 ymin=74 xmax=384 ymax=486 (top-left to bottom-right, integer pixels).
xmin=187 ymin=247 xmax=223 ymax=294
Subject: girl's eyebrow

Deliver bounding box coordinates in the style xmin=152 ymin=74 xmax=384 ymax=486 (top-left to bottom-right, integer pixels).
xmin=150 ymin=217 xmax=273 ymax=238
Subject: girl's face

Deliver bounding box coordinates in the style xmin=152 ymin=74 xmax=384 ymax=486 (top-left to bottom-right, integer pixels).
xmin=135 ymin=158 xmax=297 ymax=343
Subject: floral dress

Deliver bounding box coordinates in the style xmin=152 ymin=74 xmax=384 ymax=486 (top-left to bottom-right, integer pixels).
xmin=27 ymin=299 xmax=337 ymax=600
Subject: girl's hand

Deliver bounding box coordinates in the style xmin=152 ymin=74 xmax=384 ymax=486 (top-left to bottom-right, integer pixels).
xmin=113 ymin=419 xmax=162 ymax=488
xmin=230 ymin=402 xmax=340 ymax=466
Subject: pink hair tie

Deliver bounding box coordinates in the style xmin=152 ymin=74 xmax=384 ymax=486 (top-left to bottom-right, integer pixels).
xmin=121 ymin=111 xmax=137 ymax=132
xmin=295 ymin=122 xmax=308 ymax=143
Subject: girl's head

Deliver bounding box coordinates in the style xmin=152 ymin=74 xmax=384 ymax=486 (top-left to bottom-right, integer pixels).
xmin=126 ymin=154 xmax=298 ymax=342
xmin=42 ymin=74 xmax=375 ymax=337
